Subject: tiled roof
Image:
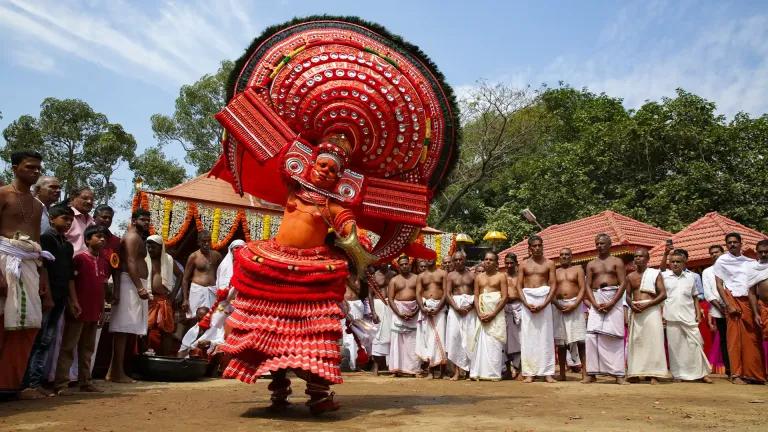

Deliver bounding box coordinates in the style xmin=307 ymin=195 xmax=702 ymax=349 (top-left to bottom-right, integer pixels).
xmin=499 ymin=210 xmax=672 ymax=265
xmin=148 ymin=173 xmax=283 ymax=214
xmin=648 ymin=212 xmax=767 ymax=267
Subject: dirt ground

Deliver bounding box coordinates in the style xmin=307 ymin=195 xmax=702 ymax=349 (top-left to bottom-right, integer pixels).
xmin=1 ymin=372 xmax=766 ymax=432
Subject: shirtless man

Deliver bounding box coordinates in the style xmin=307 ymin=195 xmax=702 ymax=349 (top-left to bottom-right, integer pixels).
xmin=517 ymin=236 xmax=557 ymax=383
xmin=503 ymin=253 xmax=522 ymax=379
xmin=0 ymin=151 xmax=51 ymax=399
xmin=415 ymin=259 xmax=448 ymax=378
xmin=624 ymin=248 xmax=668 ymax=384
xmin=108 ymin=209 xmax=151 ymax=383
xmin=369 ymin=264 xmax=396 ymax=375
xmin=414 ymin=258 xmax=428 ymax=275
xmin=584 ymin=233 xmax=627 ymax=384
xmin=182 ymin=231 xmax=222 ymax=319
xmin=388 ymin=256 xmax=420 ymax=376
xmin=445 ymin=252 xmax=476 ymax=380
xmin=146 ymin=235 xmax=182 ymax=355
xmin=442 ymin=257 xmax=454 ymax=273
xmin=469 ymin=252 xmax=507 ymax=380
xmin=553 ymin=248 xmax=587 ymax=382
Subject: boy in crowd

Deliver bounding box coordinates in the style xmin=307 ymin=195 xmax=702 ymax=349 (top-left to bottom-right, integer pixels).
xmin=54 ymin=225 xmax=110 ymax=394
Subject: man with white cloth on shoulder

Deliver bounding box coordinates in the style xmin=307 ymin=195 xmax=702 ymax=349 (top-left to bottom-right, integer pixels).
xmin=553 ymin=248 xmax=587 ymax=382
xmin=517 ymin=235 xmax=557 ymax=383
xmin=415 ymin=258 xmax=448 ymax=378
xmin=502 ymin=253 xmax=522 ymax=380
xmin=469 ymin=252 xmax=507 ymax=381
xmin=662 ymin=249 xmax=712 ymax=383
xmin=445 ymin=251 xmax=476 ymax=380
xmin=216 ymin=239 xmax=246 ymax=306
xmin=584 ymin=233 xmax=628 ymax=385
xmin=367 ymin=264 xmax=395 ymax=375
xmin=181 ymin=230 xmax=222 ymax=319
xmin=625 ymin=248 xmax=669 ymax=384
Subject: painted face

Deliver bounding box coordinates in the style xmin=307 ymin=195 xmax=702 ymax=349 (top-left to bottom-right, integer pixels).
xmin=309 ymin=155 xmax=341 ymax=189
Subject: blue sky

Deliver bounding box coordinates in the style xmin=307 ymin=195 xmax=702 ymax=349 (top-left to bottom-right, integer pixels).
xmin=1 ymin=0 xmax=767 ymax=223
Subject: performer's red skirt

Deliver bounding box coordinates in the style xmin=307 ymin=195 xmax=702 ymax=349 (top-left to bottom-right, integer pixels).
xmin=222 ymin=239 xmax=348 ymax=384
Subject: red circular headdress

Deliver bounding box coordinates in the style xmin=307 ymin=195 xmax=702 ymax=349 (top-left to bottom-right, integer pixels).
xmin=212 ymin=16 xmax=459 ymax=261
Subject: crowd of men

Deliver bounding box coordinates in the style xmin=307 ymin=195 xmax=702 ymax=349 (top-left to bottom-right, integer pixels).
xmin=346 ymin=233 xmax=768 ymax=385
xmin=0 ymin=151 xmax=242 ymax=400
xmin=2 ymin=149 xmax=768 ymax=403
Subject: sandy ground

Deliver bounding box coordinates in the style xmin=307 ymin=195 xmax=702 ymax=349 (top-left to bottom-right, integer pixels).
xmin=1 ymin=373 xmax=766 ymax=432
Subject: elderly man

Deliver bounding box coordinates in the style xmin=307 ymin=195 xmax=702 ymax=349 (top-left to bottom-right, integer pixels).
xmin=146 ymin=235 xmax=181 ymax=355
xmin=32 ymin=176 xmax=61 ymax=234
xmin=65 ymin=186 xmax=95 ymax=254
xmin=181 ymin=231 xmax=222 ymax=319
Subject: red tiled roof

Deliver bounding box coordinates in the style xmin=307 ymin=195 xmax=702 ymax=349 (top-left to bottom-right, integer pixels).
xmin=499 ymin=210 xmax=672 ymax=265
xmin=148 ymin=173 xmax=283 ymax=214
xmin=648 ymin=212 xmax=767 ymax=268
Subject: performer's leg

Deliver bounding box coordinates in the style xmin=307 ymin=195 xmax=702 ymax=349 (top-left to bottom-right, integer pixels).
xmin=267 ymin=369 xmax=292 ymax=410
xmin=305 ymin=375 xmax=340 ymax=415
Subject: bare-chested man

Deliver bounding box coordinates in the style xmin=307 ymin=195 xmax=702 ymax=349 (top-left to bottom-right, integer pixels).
xmin=469 ymin=252 xmax=507 ymax=381
xmin=503 ymin=253 xmax=522 ymax=379
xmin=442 ymin=257 xmax=453 ymax=273
xmin=584 ymin=233 xmax=627 ymax=384
xmin=553 ymin=248 xmax=587 ymax=382
xmin=388 ymin=256 xmax=420 ymax=376
xmin=369 ymin=264 xmax=396 ymax=375
xmin=0 ymin=151 xmax=51 ymax=399
xmin=108 ymin=208 xmax=151 ymax=383
xmin=517 ymin=236 xmax=557 ymax=383
xmin=182 ymin=230 xmax=222 ymax=319
xmin=624 ymin=248 xmax=668 ymax=384
xmin=445 ymin=252 xmax=476 ymax=380
xmin=146 ymin=235 xmax=182 ymax=356
xmin=415 ymin=259 xmax=448 ymax=378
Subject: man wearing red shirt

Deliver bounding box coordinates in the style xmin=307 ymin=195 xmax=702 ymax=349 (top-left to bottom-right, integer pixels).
xmin=54 ymin=225 xmax=110 ymax=394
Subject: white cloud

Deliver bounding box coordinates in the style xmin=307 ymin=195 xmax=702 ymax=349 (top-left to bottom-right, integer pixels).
xmin=0 ymin=0 xmax=263 ymax=87
xmin=11 ymin=48 xmax=56 ymax=72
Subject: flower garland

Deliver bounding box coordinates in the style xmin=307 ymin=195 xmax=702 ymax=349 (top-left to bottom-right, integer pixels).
xmin=269 ymin=215 xmax=282 ymax=238
xmin=211 ymin=208 xmax=244 ymax=250
xmin=161 ymin=199 xmax=172 ymax=240
xmin=165 ymin=202 xmax=197 ymax=247
xmin=243 ymin=209 xmax=264 ymax=241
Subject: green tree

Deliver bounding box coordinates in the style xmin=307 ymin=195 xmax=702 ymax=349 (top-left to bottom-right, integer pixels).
xmin=1 ymin=98 xmax=137 ymax=203
xmin=129 ymin=147 xmax=187 ymax=191
xmin=151 ymin=60 xmax=234 ymax=174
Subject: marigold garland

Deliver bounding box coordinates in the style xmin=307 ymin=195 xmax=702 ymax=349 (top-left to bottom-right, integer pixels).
xmin=161 ymin=199 xmax=172 ymax=240
xmin=164 ymin=202 xmax=197 ymax=247
xmin=211 ymin=208 xmax=222 ymax=244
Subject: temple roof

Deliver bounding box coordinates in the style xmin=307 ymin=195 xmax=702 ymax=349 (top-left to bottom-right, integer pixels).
xmin=500 ymin=210 xmax=672 ymax=265
xmin=648 ymin=212 xmax=767 ymax=268
xmin=148 ymin=173 xmax=283 ymax=214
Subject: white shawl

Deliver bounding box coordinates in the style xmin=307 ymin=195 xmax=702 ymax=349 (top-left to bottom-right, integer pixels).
xmin=216 ymin=240 xmax=246 ymax=291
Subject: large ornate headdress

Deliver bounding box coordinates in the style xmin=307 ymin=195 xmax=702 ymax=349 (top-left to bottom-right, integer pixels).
xmin=211 ymin=16 xmax=459 ymax=261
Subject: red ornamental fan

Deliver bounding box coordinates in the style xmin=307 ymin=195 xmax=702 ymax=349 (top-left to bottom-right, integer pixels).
xmin=211 ymin=16 xmax=459 ymax=261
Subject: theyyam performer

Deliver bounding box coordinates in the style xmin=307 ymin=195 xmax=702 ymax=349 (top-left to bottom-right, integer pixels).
xmin=209 ymin=16 xmax=458 ymax=414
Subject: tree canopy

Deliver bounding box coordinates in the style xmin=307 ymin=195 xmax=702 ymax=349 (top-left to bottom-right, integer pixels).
xmin=431 ymin=86 xmax=768 ymax=247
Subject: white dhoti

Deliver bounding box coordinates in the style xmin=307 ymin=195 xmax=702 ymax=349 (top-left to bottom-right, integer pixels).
xmin=586 ymin=286 xmax=625 ymax=376
xmin=0 ymin=236 xmax=50 ymax=329
xmin=626 ymin=301 xmax=669 ymax=378
xmin=186 ymin=282 xmax=216 ymax=318
xmin=520 ymin=286 xmax=555 ymax=377
xmin=667 ymin=321 xmax=711 ymax=380
xmin=389 ymin=300 xmax=420 ymax=374
xmin=371 ymin=298 xmax=392 ymax=358
xmin=342 ymin=299 xmax=376 ymax=370
xmin=552 ymin=297 xmax=586 ymax=345
xmin=446 ymin=294 xmax=476 ymax=371
xmin=110 ymin=273 xmax=148 ymax=335
xmin=504 ymin=301 xmax=522 ymax=369
xmin=469 ymin=292 xmax=506 ymax=381
xmin=414 ymin=298 xmax=447 ymax=367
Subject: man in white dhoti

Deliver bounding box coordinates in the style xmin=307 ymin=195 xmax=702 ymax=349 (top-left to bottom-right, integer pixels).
xmin=517 ymin=236 xmax=557 ymax=383
xmin=625 ymin=248 xmax=669 ymax=384
xmin=445 ymin=251 xmax=476 ymax=380
xmin=367 ymin=264 xmax=395 ymax=375
xmin=503 ymin=253 xmax=522 ymax=380
xmin=702 ymin=244 xmax=730 ymax=377
xmin=415 ymin=259 xmax=448 ymax=378
xmin=469 ymin=252 xmax=507 ymax=381
xmin=108 ymin=209 xmax=151 ymax=383
xmin=342 ymin=275 xmax=372 ymax=371
xmin=553 ymin=248 xmax=587 ymax=382
xmin=584 ymin=233 xmax=628 ymax=384
xmin=388 ymin=256 xmax=420 ymax=376
xmin=663 ymin=249 xmax=712 ymax=383
xmin=181 ymin=231 xmax=222 ymax=319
